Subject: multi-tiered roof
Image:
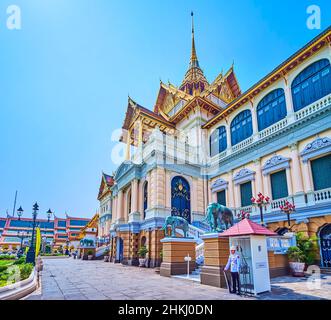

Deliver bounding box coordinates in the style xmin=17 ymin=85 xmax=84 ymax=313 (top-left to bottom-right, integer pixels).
xmin=120 ymin=13 xmax=241 ymax=146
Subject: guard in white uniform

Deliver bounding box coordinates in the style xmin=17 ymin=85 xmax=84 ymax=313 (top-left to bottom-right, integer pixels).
xmin=224 ymin=245 xmax=241 ymax=294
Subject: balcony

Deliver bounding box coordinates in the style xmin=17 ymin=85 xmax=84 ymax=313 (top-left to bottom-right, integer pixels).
xmin=210 ymin=93 xmax=331 ymax=166
xmin=313 ymin=187 xmax=331 ymax=204
xmin=130 ymin=94 xmax=331 ymax=169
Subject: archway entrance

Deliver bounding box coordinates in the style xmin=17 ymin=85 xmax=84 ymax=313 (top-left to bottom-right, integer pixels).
xmin=171 ymin=176 xmax=191 ymax=223
xmin=116 ymin=237 xmax=124 ymax=262
xmin=320 ymin=224 xmax=331 ymax=268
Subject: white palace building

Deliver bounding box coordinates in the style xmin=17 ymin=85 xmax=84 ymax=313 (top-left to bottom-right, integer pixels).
xmin=97 ymin=23 xmax=331 ymax=269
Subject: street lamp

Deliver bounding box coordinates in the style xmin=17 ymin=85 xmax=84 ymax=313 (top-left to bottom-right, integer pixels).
xmin=17 ymin=230 xmax=28 ymax=255
xmin=46 ymin=209 xmax=53 ymax=222
xmin=251 ymin=192 xmax=270 ymax=226
xmin=237 ymin=210 xmax=250 ymax=221
xmin=280 ymin=200 xmax=296 ymax=228
xmin=17 ymin=206 xmax=24 ymax=220
xmin=26 ymin=202 xmax=39 ymax=264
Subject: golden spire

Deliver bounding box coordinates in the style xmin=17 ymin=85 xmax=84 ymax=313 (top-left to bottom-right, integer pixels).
xmin=180 ymin=12 xmax=209 ymax=94
xmin=190 ymin=11 xmax=199 ymax=68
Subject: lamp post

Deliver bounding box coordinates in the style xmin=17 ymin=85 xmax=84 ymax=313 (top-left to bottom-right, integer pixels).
xmin=280 ymin=200 xmax=296 ymax=228
xmin=46 ymin=209 xmax=53 ymax=222
xmin=17 ymin=230 xmax=28 ymax=255
xmin=251 ymin=193 xmax=270 ymax=226
xmin=237 ymin=210 xmax=250 ymax=221
xmin=26 ymin=202 xmax=39 ymax=264
xmin=17 ymin=206 xmax=24 ymax=220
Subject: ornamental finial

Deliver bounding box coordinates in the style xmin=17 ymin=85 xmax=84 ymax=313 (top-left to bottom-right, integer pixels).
xmin=190 ymin=11 xmax=198 ymax=67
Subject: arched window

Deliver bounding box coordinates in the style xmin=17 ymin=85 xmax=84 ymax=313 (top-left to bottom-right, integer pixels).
xmin=171 ymin=176 xmax=191 ymax=223
xmin=257 ymin=89 xmax=287 ymax=131
xmin=209 ymin=126 xmax=227 ymax=157
xmin=230 ymin=110 xmax=253 ymax=146
xmin=292 ymin=59 xmax=331 ymax=111
xmin=143 ymin=182 xmax=148 ymax=219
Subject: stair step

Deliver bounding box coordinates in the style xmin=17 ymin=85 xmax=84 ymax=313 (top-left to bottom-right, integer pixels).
xmin=320 ymin=268 xmax=331 ymax=274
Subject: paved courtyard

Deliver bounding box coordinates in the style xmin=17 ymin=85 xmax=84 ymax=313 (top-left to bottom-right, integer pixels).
xmin=26 ymin=258 xmax=331 ymax=300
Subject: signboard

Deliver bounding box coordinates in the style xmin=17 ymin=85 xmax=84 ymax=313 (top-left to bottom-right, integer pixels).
xmin=256 ymin=261 xmax=267 ymax=269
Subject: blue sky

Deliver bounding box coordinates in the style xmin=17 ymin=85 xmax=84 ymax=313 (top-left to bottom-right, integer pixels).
xmin=0 ymin=0 xmax=330 ymax=219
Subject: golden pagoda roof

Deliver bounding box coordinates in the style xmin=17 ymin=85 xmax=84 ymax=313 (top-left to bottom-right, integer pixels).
xmin=180 ymin=12 xmax=209 ymax=95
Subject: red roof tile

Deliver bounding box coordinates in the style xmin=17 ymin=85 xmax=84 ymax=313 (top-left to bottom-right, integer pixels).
xmin=220 ymin=219 xmax=277 ymax=237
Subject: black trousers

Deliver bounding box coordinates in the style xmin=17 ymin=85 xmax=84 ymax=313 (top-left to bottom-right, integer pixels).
xmin=231 ymin=272 xmax=240 ymax=293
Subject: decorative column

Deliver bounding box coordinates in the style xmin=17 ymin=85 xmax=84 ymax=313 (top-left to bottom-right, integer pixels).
xmin=250 ymin=100 xmax=259 ymax=141
xmin=285 ymin=167 xmax=293 ymax=196
xmin=283 ymin=76 xmax=295 ymax=123
xmin=117 ymin=190 xmax=124 ymax=224
xmin=227 ymin=170 xmax=234 ymax=208
xmin=253 ymin=158 xmax=263 ymax=195
xmin=138 ymin=120 xmax=143 ymax=147
xmin=129 ymin=179 xmax=140 ymax=222
xmin=289 ymin=143 xmax=305 ymax=207
xmin=301 ymin=160 xmax=314 ymax=205
xmin=125 ymin=129 xmax=131 ymax=161
xmin=225 ymin=120 xmax=231 ymax=151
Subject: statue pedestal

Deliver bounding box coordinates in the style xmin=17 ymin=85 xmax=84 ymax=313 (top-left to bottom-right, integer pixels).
xmin=160 ymin=238 xmax=196 ymax=277
xmin=200 ymin=233 xmax=229 ymax=288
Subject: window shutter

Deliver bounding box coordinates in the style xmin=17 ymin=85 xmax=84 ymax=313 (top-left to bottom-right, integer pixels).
xmin=270 ymin=170 xmax=289 ymax=200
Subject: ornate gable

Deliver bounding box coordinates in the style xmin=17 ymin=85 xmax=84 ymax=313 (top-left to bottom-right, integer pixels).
xmin=262 ymin=155 xmax=291 ymax=175
xmin=97 ymin=173 xmax=114 ymax=200
xmin=211 ymin=178 xmax=228 ymax=192
xmin=233 ymin=168 xmax=256 ymax=185
xmin=300 ymin=137 xmax=331 ymax=162
xmin=114 ymin=161 xmax=134 ymax=181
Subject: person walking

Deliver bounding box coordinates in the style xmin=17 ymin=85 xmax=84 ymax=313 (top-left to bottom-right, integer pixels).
xmin=224 ymin=245 xmax=241 ymax=295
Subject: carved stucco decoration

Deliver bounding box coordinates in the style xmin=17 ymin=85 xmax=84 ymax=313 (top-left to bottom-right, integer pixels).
xmin=300 ymin=137 xmax=331 ymax=163
xmin=262 ymin=154 xmax=291 ymax=176
xmin=233 ymin=168 xmax=255 ymax=185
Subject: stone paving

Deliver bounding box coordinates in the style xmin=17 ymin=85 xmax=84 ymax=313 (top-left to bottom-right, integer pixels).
xmin=26 ymin=258 xmax=331 ymax=300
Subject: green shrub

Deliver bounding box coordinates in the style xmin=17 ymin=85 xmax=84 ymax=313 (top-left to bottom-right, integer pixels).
xmin=138 ymin=246 xmax=148 ymax=258
xmin=295 ymin=232 xmax=318 ymax=265
xmin=87 ymin=250 xmax=94 ymax=255
xmin=14 ymin=257 xmax=26 ymax=265
xmin=0 ymin=255 xmax=15 ymax=260
xmin=0 ymin=265 xmax=8 ymax=272
xmin=287 ymin=246 xmax=305 ymax=263
xmin=19 ymin=263 xmax=33 ymax=280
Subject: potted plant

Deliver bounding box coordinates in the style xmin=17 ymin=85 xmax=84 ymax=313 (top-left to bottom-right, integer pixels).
xmin=295 ymin=232 xmax=318 ymax=269
xmin=138 ymin=246 xmax=148 ymax=267
xmin=287 ymin=246 xmax=305 ymax=276
xmin=87 ymin=249 xmax=94 ymax=260
xmin=104 ymin=249 xmax=110 ymax=262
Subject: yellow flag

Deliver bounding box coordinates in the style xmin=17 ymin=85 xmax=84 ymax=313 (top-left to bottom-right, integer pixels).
xmin=35 ymin=227 xmax=41 ymax=258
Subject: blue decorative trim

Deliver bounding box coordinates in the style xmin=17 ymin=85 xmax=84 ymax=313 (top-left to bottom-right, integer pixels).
xmin=262 ymin=155 xmax=291 ymax=176
xmin=300 ymin=137 xmax=331 ymax=163
xmin=233 ymin=168 xmax=255 ymax=185
xmin=140 ymin=217 xmax=165 ymax=231
xmin=211 ymin=178 xmax=228 ymax=192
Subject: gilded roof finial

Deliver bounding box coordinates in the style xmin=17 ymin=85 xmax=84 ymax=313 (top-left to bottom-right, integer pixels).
xmin=190 ymin=11 xmax=198 ymax=68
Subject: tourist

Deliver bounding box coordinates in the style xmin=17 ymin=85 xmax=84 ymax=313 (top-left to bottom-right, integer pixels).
xmin=224 ymin=245 xmax=241 ymax=295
